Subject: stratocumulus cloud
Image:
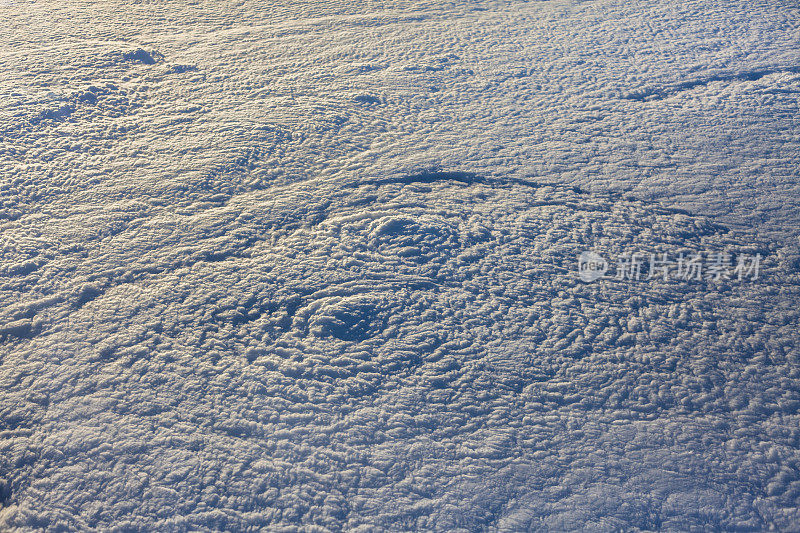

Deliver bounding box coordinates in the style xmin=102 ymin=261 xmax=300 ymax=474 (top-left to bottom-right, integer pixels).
xmin=1 ymin=0 xmax=800 ymax=530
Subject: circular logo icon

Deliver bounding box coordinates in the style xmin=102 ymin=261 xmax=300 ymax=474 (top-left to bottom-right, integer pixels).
xmin=578 ymin=251 xmax=608 ymax=282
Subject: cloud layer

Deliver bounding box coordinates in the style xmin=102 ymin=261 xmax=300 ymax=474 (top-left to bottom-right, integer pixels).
xmin=2 ymin=0 xmax=800 ymax=530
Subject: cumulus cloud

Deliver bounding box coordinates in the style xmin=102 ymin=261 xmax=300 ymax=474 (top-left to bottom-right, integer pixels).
xmin=1 ymin=0 xmax=800 ymax=530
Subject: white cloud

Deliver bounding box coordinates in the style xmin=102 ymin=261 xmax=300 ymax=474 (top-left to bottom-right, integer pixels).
xmin=2 ymin=0 xmax=800 ymax=530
